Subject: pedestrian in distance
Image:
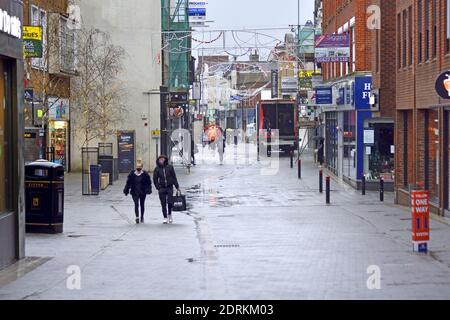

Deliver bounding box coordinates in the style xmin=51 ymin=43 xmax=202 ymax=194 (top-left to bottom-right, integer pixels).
xmin=123 ymin=159 xmax=152 ymax=224
xmin=153 ymin=155 xmax=181 ymax=224
xmin=217 ymin=127 xmax=226 ymax=165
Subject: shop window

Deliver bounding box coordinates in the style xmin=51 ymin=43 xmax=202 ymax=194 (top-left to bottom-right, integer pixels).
xmin=424 ymin=110 xmax=439 ymax=198
xmin=367 ymin=123 xmax=395 ymax=182
xmin=343 ymin=111 xmax=356 ymax=179
xmin=402 ymin=112 xmax=409 ymax=187
xmin=325 ymin=112 xmax=338 ymax=175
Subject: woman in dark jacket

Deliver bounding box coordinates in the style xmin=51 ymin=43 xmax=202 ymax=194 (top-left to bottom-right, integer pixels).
xmin=153 ymin=155 xmax=180 ymax=224
xmin=123 ymin=159 xmax=152 ymax=224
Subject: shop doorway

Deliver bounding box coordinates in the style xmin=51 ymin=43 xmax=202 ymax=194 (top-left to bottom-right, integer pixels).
xmin=49 ymin=120 xmax=68 ymax=168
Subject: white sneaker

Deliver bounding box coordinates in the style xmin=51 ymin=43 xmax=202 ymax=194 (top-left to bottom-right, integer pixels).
xmin=168 ymin=215 xmax=173 ymax=224
xmin=163 ymin=218 xmax=168 ymax=224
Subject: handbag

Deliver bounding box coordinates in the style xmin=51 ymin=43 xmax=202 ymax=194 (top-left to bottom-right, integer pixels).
xmin=170 ymin=191 xmax=187 ymax=212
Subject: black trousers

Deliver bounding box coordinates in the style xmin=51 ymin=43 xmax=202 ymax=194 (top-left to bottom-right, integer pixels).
xmin=132 ymin=194 xmax=146 ymax=218
xmin=158 ymin=188 xmax=174 ymax=218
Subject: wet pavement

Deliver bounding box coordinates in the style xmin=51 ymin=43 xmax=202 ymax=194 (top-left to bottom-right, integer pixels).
xmin=2 ymin=143 xmax=450 ymax=299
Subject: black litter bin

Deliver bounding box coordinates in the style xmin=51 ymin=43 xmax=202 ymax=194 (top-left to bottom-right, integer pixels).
xmin=25 ymin=160 xmax=64 ymax=234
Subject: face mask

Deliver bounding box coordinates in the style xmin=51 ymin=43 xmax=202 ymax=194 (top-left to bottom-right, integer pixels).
xmin=159 ymin=160 xmax=165 ymax=166
xmin=137 ymin=168 xmax=142 ymax=172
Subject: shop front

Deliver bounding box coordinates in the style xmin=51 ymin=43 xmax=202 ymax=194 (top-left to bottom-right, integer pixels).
xmin=0 ymin=0 xmax=25 ymax=270
xmin=320 ymin=74 xmax=388 ymax=190
xmin=47 ymin=97 xmax=70 ymax=170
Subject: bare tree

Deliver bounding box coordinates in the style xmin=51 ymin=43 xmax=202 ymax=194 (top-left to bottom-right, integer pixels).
xmin=71 ymin=28 xmax=127 ymax=148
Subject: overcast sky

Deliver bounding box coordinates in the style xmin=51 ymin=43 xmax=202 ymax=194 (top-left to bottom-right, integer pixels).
xmin=207 ymin=0 xmax=314 ymax=29
xmin=192 ymin=0 xmax=315 ymax=60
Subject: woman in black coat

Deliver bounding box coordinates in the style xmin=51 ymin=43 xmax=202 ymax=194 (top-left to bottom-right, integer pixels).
xmin=153 ymin=155 xmax=180 ymax=224
xmin=123 ymin=159 xmax=152 ymax=224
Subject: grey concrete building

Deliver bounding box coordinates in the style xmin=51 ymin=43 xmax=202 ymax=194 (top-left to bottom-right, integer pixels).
xmin=73 ymin=0 xmax=162 ymax=172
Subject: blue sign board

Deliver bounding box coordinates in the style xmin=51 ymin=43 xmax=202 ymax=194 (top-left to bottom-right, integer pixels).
xmin=188 ymin=8 xmax=206 ymax=16
xmin=337 ymin=87 xmax=345 ymax=105
xmin=315 ymin=87 xmax=332 ymax=105
xmin=354 ymin=76 xmax=372 ymax=110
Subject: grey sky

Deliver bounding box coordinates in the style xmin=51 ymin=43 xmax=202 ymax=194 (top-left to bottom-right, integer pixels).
xmin=207 ymin=0 xmax=314 ymax=29
xmin=193 ymin=0 xmax=315 ymax=59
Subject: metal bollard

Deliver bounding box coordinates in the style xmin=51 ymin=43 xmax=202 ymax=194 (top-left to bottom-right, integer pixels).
xmin=319 ymin=170 xmax=323 ymax=193
xmin=267 ymin=134 xmax=271 ymax=157
xmin=290 ymin=150 xmax=294 ymax=168
xmin=326 ymin=176 xmax=331 ymax=204
xmin=298 ymin=159 xmax=302 ymax=179
xmin=362 ymin=176 xmax=366 ymax=196
xmin=380 ymin=178 xmax=384 ymax=202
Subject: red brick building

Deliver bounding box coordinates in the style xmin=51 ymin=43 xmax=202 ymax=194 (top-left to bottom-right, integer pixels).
xmin=395 ymin=0 xmax=450 ymax=216
xmin=319 ymin=0 xmax=396 ymax=189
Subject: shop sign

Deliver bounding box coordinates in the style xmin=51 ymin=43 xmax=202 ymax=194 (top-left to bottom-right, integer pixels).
xmin=435 ymin=70 xmax=450 ymax=99
xmin=281 ymin=77 xmax=298 ymax=95
xmin=0 ymin=8 xmax=22 ymax=39
xmin=315 ymin=33 xmax=350 ymax=63
xmin=23 ymin=26 xmax=43 ymax=58
xmin=354 ymin=76 xmax=372 ymax=110
xmin=315 ymin=87 xmax=332 ymax=105
xmin=24 ymin=132 xmax=37 ymax=139
xmin=411 ymin=190 xmax=430 ymax=253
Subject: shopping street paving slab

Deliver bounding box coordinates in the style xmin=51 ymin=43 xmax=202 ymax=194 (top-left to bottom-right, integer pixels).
xmin=1 ymin=144 xmax=450 ymax=299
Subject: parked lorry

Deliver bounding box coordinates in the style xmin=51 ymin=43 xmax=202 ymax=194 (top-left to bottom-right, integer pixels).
xmin=256 ymin=100 xmax=299 ymax=155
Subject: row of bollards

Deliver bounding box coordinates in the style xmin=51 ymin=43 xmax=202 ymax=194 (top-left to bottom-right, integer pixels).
xmin=289 ymin=154 xmax=385 ymax=204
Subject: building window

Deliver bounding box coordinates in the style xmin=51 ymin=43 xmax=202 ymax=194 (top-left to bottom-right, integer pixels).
xmin=376 ymin=29 xmax=380 ymax=72
xmin=432 ymin=0 xmax=437 ymax=58
xmin=59 ymin=16 xmax=76 ymax=73
xmin=446 ymin=0 xmax=450 ymax=54
xmin=31 ymin=6 xmax=47 ymax=70
xmin=351 ymin=26 xmax=356 ymax=72
xmin=418 ymin=0 xmax=423 ymax=63
xmin=398 ymin=13 xmax=401 ymax=69
xmin=409 ymin=6 xmax=413 ymax=65
xmin=403 ymin=111 xmax=409 ymax=187
xmin=403 ymin=10 xmax=407 ymax=67
xmin=425 ymin=0 xmax=430 ymax=60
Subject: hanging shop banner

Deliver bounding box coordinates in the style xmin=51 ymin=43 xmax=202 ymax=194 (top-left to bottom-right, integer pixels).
xmin=354 ymin=76 xmax=372 ymax=110
xmin=23 ymin=25 xmax=42 ymax=58
xmin=411 ymin=190 xmax=430 ymax=253
xmin=435 ymin=70 xmax=450 ymax=99
xmin=315 ymin=33 xmax=350 ymax=63
xmin=118 ymin=131 xmax=135 ymax=173
xmin=271 ymin=70 xmax=278 ymax=99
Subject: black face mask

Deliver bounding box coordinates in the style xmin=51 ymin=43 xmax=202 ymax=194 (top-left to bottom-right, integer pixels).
xmin=137 ymin=168 xmax=142 ymax=172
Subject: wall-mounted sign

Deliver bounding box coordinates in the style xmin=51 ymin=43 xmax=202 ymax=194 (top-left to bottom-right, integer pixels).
xmin=23 ymin=25 xmax=43 ymax=58
xmin=0 ymin=8 xmax=22 ymax=39
xmin=315 ymin=33 xmax=350 ymax=63
xmin=354 ymin=76 xmax=372 ymax=110
xmin=315 ymin=87 xmax=333 ymax=105
xmin=435 ymin=70 xmax=450 ymax=99
xmin=281 ymin=76 xmax=298 ymax=95
xmin=24 ymin=88 xmax=34 ymax=100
